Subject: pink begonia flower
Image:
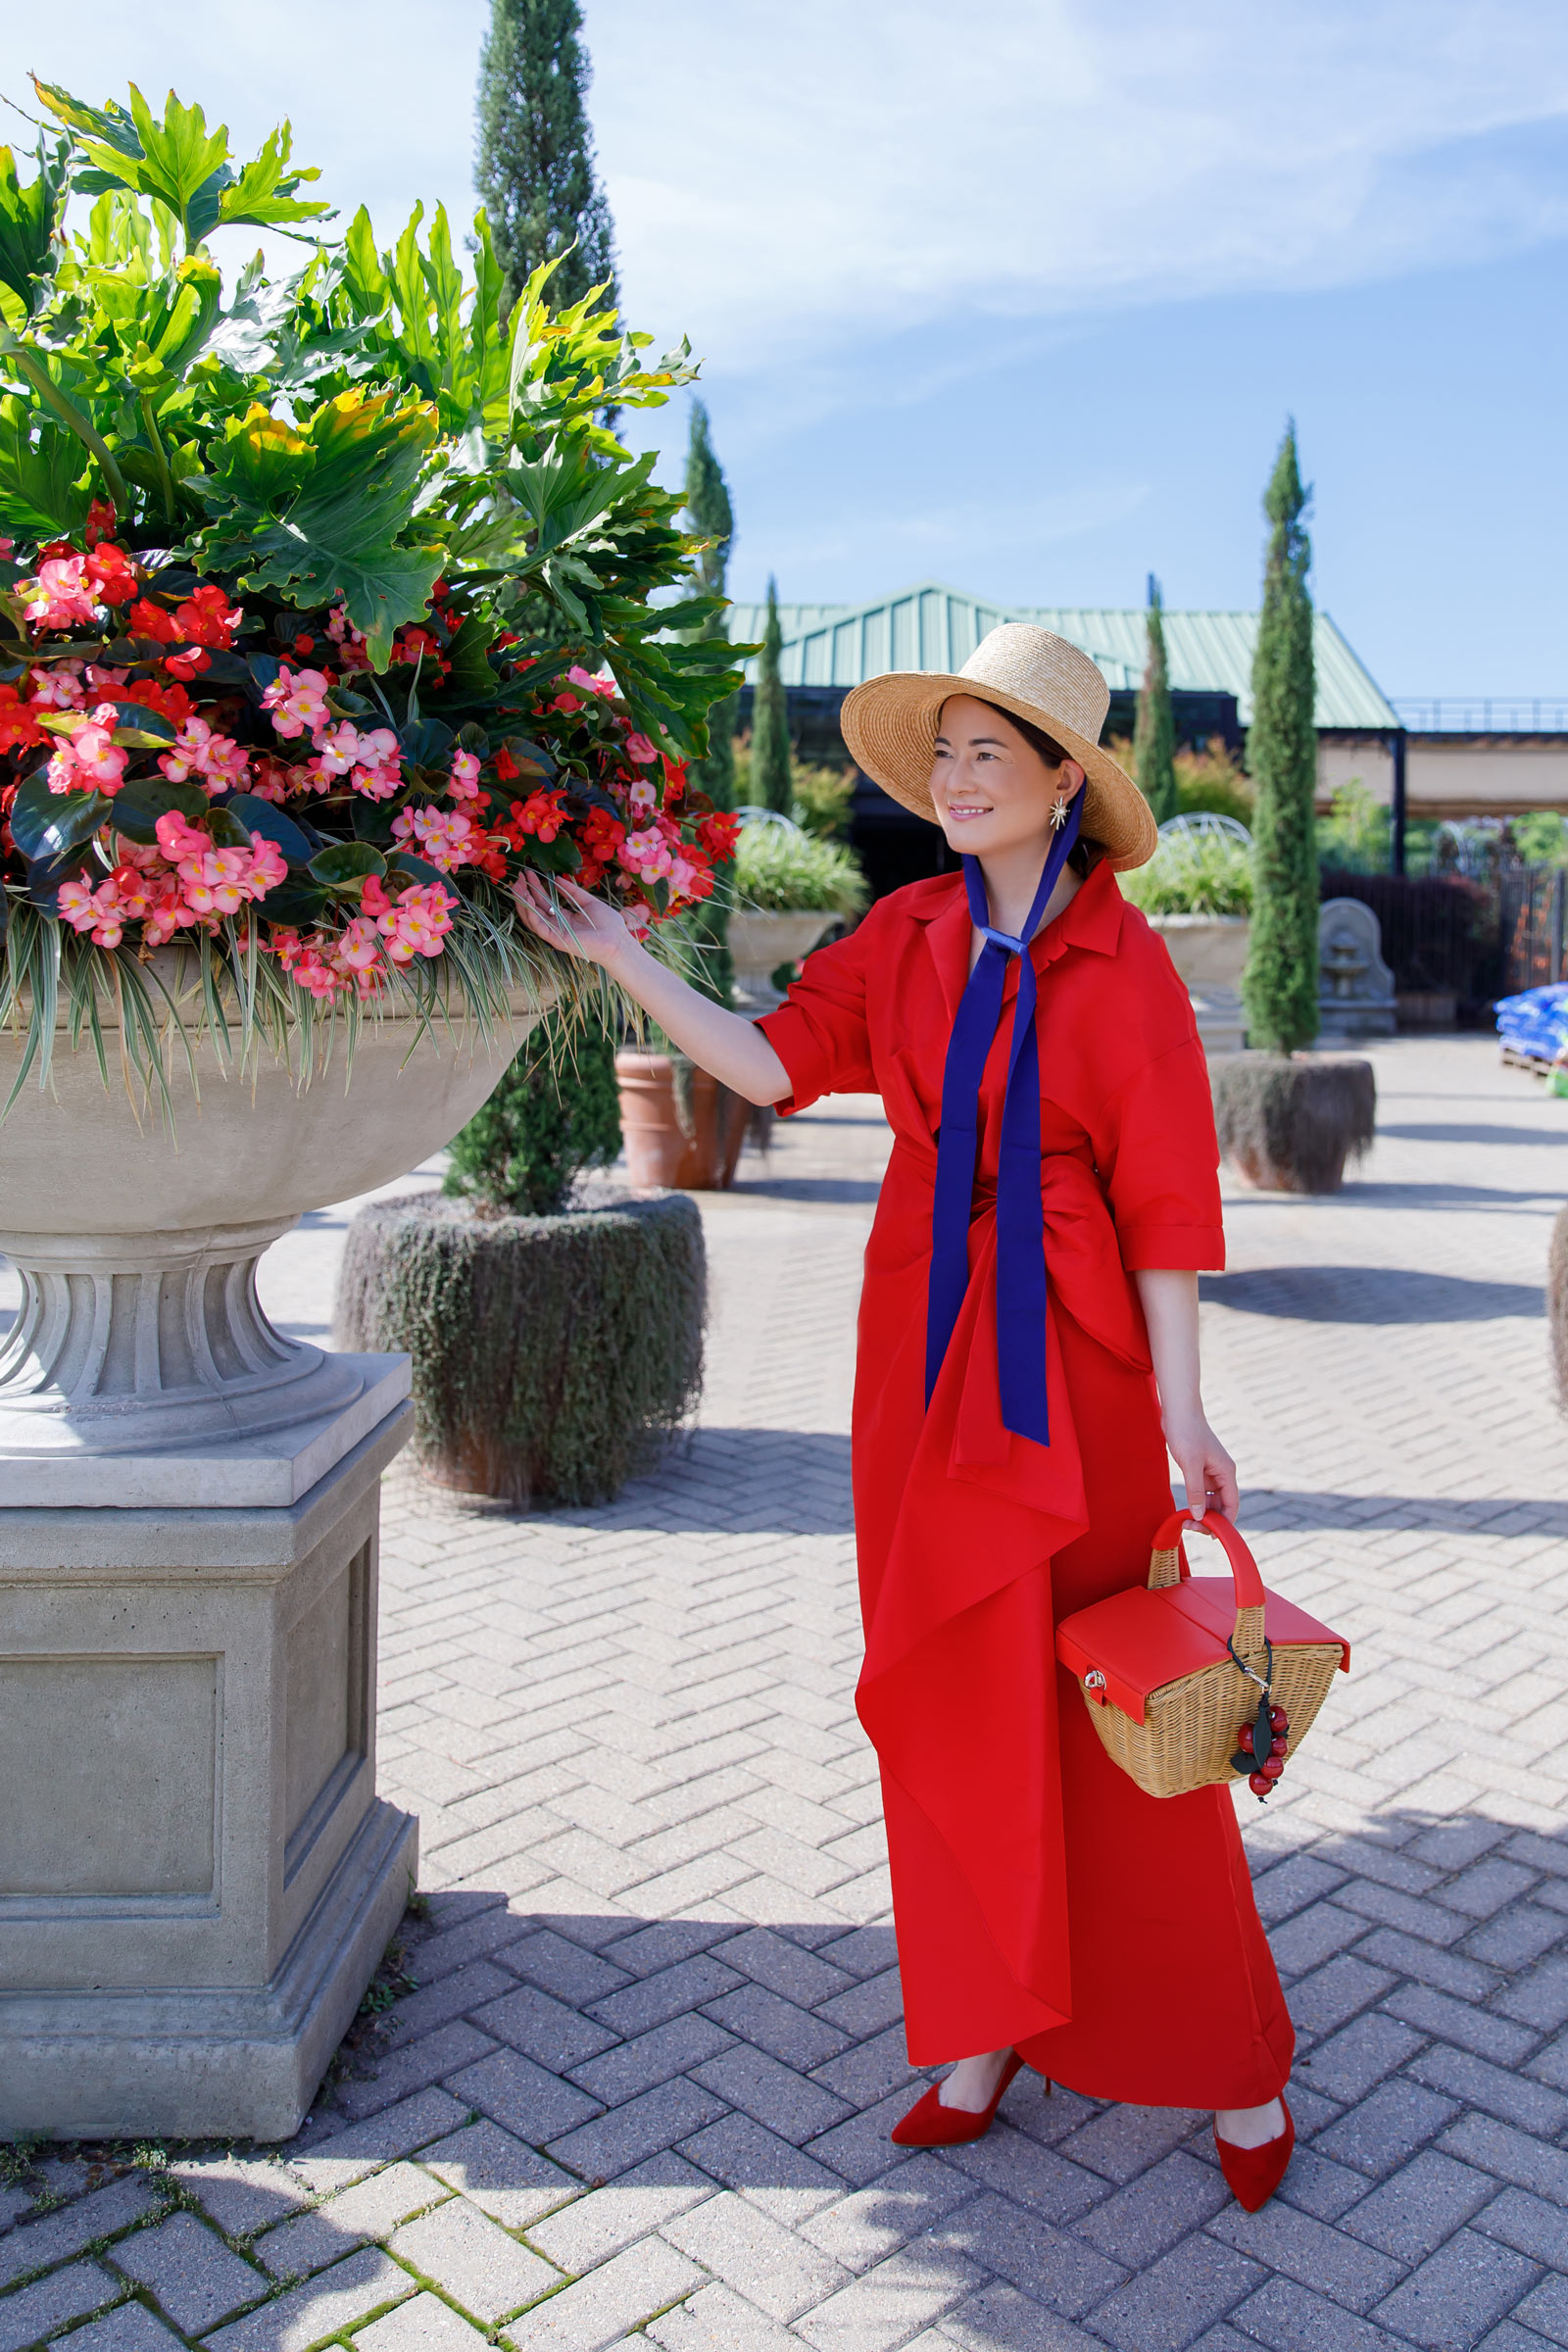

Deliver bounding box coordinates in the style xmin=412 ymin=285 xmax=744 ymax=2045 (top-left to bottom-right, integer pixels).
xmin=374 ymin=880 xmax=457 ymax=963
xmin=84 ymin=664 xmax=129 ymax=694
xmin=261 ymin=664 xmax=332 ymax=741
xmin=626 ymin=777 xmax=657 ymax=814
xmin=349 ymin=729 xmax=403 ymax=801
xmin=155 ymin=809 xmax=212 ymax=862
xmin=621 ymin=898 xmax=654 ymax=940
xmin=623 ymin=731 xmax=659 ymax=765
xmin=46 ymin=707 xmax=129 ymax=796
xmin=158 ymin=717 xmax=250 ymax=793
xmin=28 ymin=662 xmax=87 ymax=710
xmin=312 ymin=721 xmax=362 ymax=777
xmin=618 ymin=825 xmax=674 ymax=879
xmin=566 ymin=663 xmax=617 ymax=700
xmin=449 ymin=749 xmax=482 ymax=802
xmin=669 ymin=854 xmax=701 ymax=898
xmin=57 ymin=875 xmax=126 ymax=949
xmin=0 ymin=535 xmax=14 ymax=560
xmin=335 ymin=915 xmax=382 ymax=971
xmin=326 ymin=605 xmax=366 ymax=648
xmin=390 ymin=803 xmax=479 ymax=872
xmin=22 ymin=556 xmax=99 ymax=632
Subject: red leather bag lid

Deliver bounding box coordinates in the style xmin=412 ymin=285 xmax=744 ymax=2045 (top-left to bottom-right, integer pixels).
xmin=1056 ymin=1576 xmax=1351 ymax=1726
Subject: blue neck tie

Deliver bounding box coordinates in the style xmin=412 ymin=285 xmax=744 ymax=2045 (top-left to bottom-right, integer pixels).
xmin=925 ymin=798 xmax=1083 ymax=1446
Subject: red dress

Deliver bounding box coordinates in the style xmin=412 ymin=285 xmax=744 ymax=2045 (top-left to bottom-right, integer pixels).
xmin=758 ymin=862 xmax=1294 ymax=2108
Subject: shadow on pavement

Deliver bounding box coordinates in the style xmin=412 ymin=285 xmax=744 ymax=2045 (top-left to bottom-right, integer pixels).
xmin=1200 ymin=1266 xmax=1544 ymax=1322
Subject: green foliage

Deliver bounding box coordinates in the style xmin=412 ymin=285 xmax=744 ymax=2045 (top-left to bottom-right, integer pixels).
xmin=474 ymin=0 xmax=617 ymax=318
xmin=1243 ymin=422 xmax=1320 ymax=1054
xmin=734 ymin=820 xmax=866 ymax=914
xmin=1214 ymin=1054 xmax=1376 ymax=1194
xmin=1315 ymin=777 xmax=1390 ymax=874
xmin=1513 ymin=811 xmax=1568 ymax=867
xmin=0 ymin=76 xmax=738 ymax=747
xmin=1120 ymin=832 xmax=1253 ymax=917
xmin=1133 ymin=576 xmax=1178 ymax=823
xmin=444 ymin=1008 xmax=621 ymax=1215
xmin=791 ymin=761 xmax=857 ymax=838
xmin=750 ymin=576 xmax=792 ymax=814
xmin=335 ymin=1190 xmax=706 ymax=1506
xmin=681 ymin=400 xmax=739 ymax=1003
xmin=1175 ymin=735 xmax=1252 ymax=825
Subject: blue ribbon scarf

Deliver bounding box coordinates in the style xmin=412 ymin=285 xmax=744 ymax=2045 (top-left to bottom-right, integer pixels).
xmin=924 ymin=798 xmax=1084 ymax=1446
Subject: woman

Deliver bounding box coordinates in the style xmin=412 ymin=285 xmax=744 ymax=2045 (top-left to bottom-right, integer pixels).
xmin=517 ymin=623 xmax=1296 ymax=2213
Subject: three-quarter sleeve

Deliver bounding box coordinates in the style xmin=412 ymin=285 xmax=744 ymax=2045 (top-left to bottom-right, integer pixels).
xmin=754 ymin=915 xmax=879 ymax=1113
xmin=1097 ymin=1037 xmax=1225 ymax=1270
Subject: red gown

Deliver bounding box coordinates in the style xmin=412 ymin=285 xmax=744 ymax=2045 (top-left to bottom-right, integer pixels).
xmin=758 ymin=862 xmax=1293 ymax=2108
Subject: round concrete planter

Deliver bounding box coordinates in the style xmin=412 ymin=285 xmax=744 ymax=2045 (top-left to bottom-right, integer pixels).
xmin=1148 ymin=914 xmax=1250 ymax=1055
xmin=0 ymin=964 xmax=553 ymax=1473
xmin=728 ymin=908 xmax=840 ymax=1011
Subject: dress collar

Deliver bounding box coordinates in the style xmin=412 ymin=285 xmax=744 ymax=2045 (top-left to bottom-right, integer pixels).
xmin=917 ymin=859 xmax=1125 ymax=1020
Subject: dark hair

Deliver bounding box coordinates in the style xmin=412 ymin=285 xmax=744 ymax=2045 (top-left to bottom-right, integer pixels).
xmin=983 ymin=705 xmax=1107 ymax=877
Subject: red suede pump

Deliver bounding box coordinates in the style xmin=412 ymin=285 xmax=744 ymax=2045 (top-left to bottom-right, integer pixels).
xmin=890 ymin=2051 xmax=1028 ymax=2147
xmin=1215 ymin=2098 xmax=1295 ymax=2211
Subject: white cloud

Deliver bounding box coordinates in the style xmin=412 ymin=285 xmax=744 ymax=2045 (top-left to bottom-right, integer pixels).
xmin=583 ymin=0 xmax=1568 ymax=372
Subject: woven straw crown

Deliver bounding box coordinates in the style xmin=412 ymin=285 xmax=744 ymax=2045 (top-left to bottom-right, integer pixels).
xmin=840 ymin=622 xmax=1158 ymax=871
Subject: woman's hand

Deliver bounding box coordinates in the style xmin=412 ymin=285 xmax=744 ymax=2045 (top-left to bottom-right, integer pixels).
xmin=514 ymin=871 xmax=635 ymax=973
xmin=1160 ymin=1410 xmax=1239 ymax=1523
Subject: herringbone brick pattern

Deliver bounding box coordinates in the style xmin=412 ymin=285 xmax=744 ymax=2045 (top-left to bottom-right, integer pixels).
xmin=2 ymin=1035 xmax=1566 ymax=2351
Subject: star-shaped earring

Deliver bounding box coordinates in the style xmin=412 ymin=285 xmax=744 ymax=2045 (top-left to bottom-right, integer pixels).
xmin=1050 ymin=794 xmax=1070 ymax=830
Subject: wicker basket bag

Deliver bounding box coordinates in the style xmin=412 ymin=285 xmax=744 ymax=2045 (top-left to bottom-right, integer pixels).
xmin=1054 ymin=1508 xmax=1349 ymax=1801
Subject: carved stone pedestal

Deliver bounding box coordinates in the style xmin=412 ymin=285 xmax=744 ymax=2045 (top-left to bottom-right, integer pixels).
xmin=0 ymin=1403 xmax=416 ymax=2141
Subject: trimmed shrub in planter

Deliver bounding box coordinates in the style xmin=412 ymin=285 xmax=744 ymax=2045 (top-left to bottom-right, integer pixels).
xmin=1549 ymin=1207 xmax=1568 ymax=1406
xmin=335 ymin=1191 xmax=705 ymax=1505
xmin=335 ymin=1008 xmax=704 ymax=1503
xmin=1214 ymin=1055 xmax=1376 ymax=1194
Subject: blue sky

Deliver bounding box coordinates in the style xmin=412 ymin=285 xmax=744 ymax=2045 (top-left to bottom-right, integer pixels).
xmin=3 ymin=2 xmax=1564 ymax=696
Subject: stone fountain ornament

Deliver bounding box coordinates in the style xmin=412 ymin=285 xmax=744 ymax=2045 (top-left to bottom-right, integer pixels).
xmin=0 ymin=78 xmax=744 ymax=2137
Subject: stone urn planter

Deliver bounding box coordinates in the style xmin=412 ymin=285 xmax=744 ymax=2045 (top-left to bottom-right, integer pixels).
xmin=0 ymin=967 xmax=548 ymax=2138
xmin=1212 ymin=1054 xmax=1377 ymax=1194
xmin=1149 ymin=914 xmax=1250 ymax=1055
xmin=614 ymin=1051 xmax=749 ymax=1189
xmin=728 ymin=908 xmax=840 ymax=1013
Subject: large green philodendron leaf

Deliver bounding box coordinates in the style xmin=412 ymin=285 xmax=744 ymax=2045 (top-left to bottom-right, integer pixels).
xmin=0 ymin=137 xmax=72 ymax=318
xmin=32 ymin=79 xmax=330 ymax=247
xmin=0 ymin=396 xmax=92 ymax=537
xmin=195 ymin=388 xmax=443 ymax=665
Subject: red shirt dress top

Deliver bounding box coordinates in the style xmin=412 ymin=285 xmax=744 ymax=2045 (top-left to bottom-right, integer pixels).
xmin=757 ymin=856 xmax=1294 ymax=2112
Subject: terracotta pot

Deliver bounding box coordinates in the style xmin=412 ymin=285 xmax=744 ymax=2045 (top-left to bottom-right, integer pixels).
xmin=614 ymin=1052 xmax=749 ymax=1190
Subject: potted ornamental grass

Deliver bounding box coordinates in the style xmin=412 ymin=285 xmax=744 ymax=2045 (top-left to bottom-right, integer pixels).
xmin=612 ymin=814 xmax=867 ymax=1184
xmin=727 ymin=811 xmax=867 ymax=1007
xmin=0 ymin=76 xmax=745 ymax=1459
xmin=335 ymin=1006 xmax=706 ymax=1505
xmin=1120 ymin=823 xmax=1253 ymax=1056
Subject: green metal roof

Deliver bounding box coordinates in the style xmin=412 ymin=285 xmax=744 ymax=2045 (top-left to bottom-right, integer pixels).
xmin=725 ymin=579 xmax=1399 ymax=731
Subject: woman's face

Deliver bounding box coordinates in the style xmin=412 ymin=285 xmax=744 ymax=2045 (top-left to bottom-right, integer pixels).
xmin=927 ymin=695 xmax=1085 ymax=859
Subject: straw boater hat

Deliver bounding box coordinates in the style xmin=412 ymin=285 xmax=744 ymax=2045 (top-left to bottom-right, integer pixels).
xmin=840 ymin=622 xmax=1158 ymax=871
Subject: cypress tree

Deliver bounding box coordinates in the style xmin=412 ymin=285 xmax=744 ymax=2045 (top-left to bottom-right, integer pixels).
xmin=474 ymin=0 xmax=618 ymax=315
xmin=1242 ymin=423 xmax=1320 ymax=1054
xmin=683 ymin=400 xmax=737 ymax=1004
xmin=751 ymin=577 xmax=792 ymax=814
xmin=685 ymin=401 xmax=736 ymax=813
xmin=1134 ymin=573 xmax=1178 ymax=825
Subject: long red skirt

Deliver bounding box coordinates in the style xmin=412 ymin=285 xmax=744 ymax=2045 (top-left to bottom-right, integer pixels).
xmin=879 ymin=1306 xmax=1294 ymax=2110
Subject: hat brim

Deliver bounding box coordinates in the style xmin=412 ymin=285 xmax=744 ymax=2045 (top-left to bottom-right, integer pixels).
xmin=840 ymin=670 xmax=1158 ymax=872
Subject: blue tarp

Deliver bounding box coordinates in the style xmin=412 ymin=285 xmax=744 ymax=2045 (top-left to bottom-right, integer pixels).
xmin=1494 ymin=983 xmax=1568 ymax=1059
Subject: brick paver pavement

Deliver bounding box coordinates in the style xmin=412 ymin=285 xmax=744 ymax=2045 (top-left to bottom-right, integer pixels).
xmin=2 ymin=1034 xmax=1567 ymax=2350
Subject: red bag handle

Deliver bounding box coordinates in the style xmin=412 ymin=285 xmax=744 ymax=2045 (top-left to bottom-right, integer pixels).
xmin=1150 ymin=1507 xmax=1266 ymax=1611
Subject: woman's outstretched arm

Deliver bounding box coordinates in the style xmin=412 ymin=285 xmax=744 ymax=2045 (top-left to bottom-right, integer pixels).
xmin=514 ymin=872 xmax=793 ymax=1106
xmin=1133 ymin=1267 xmax=1239 ymax=1522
